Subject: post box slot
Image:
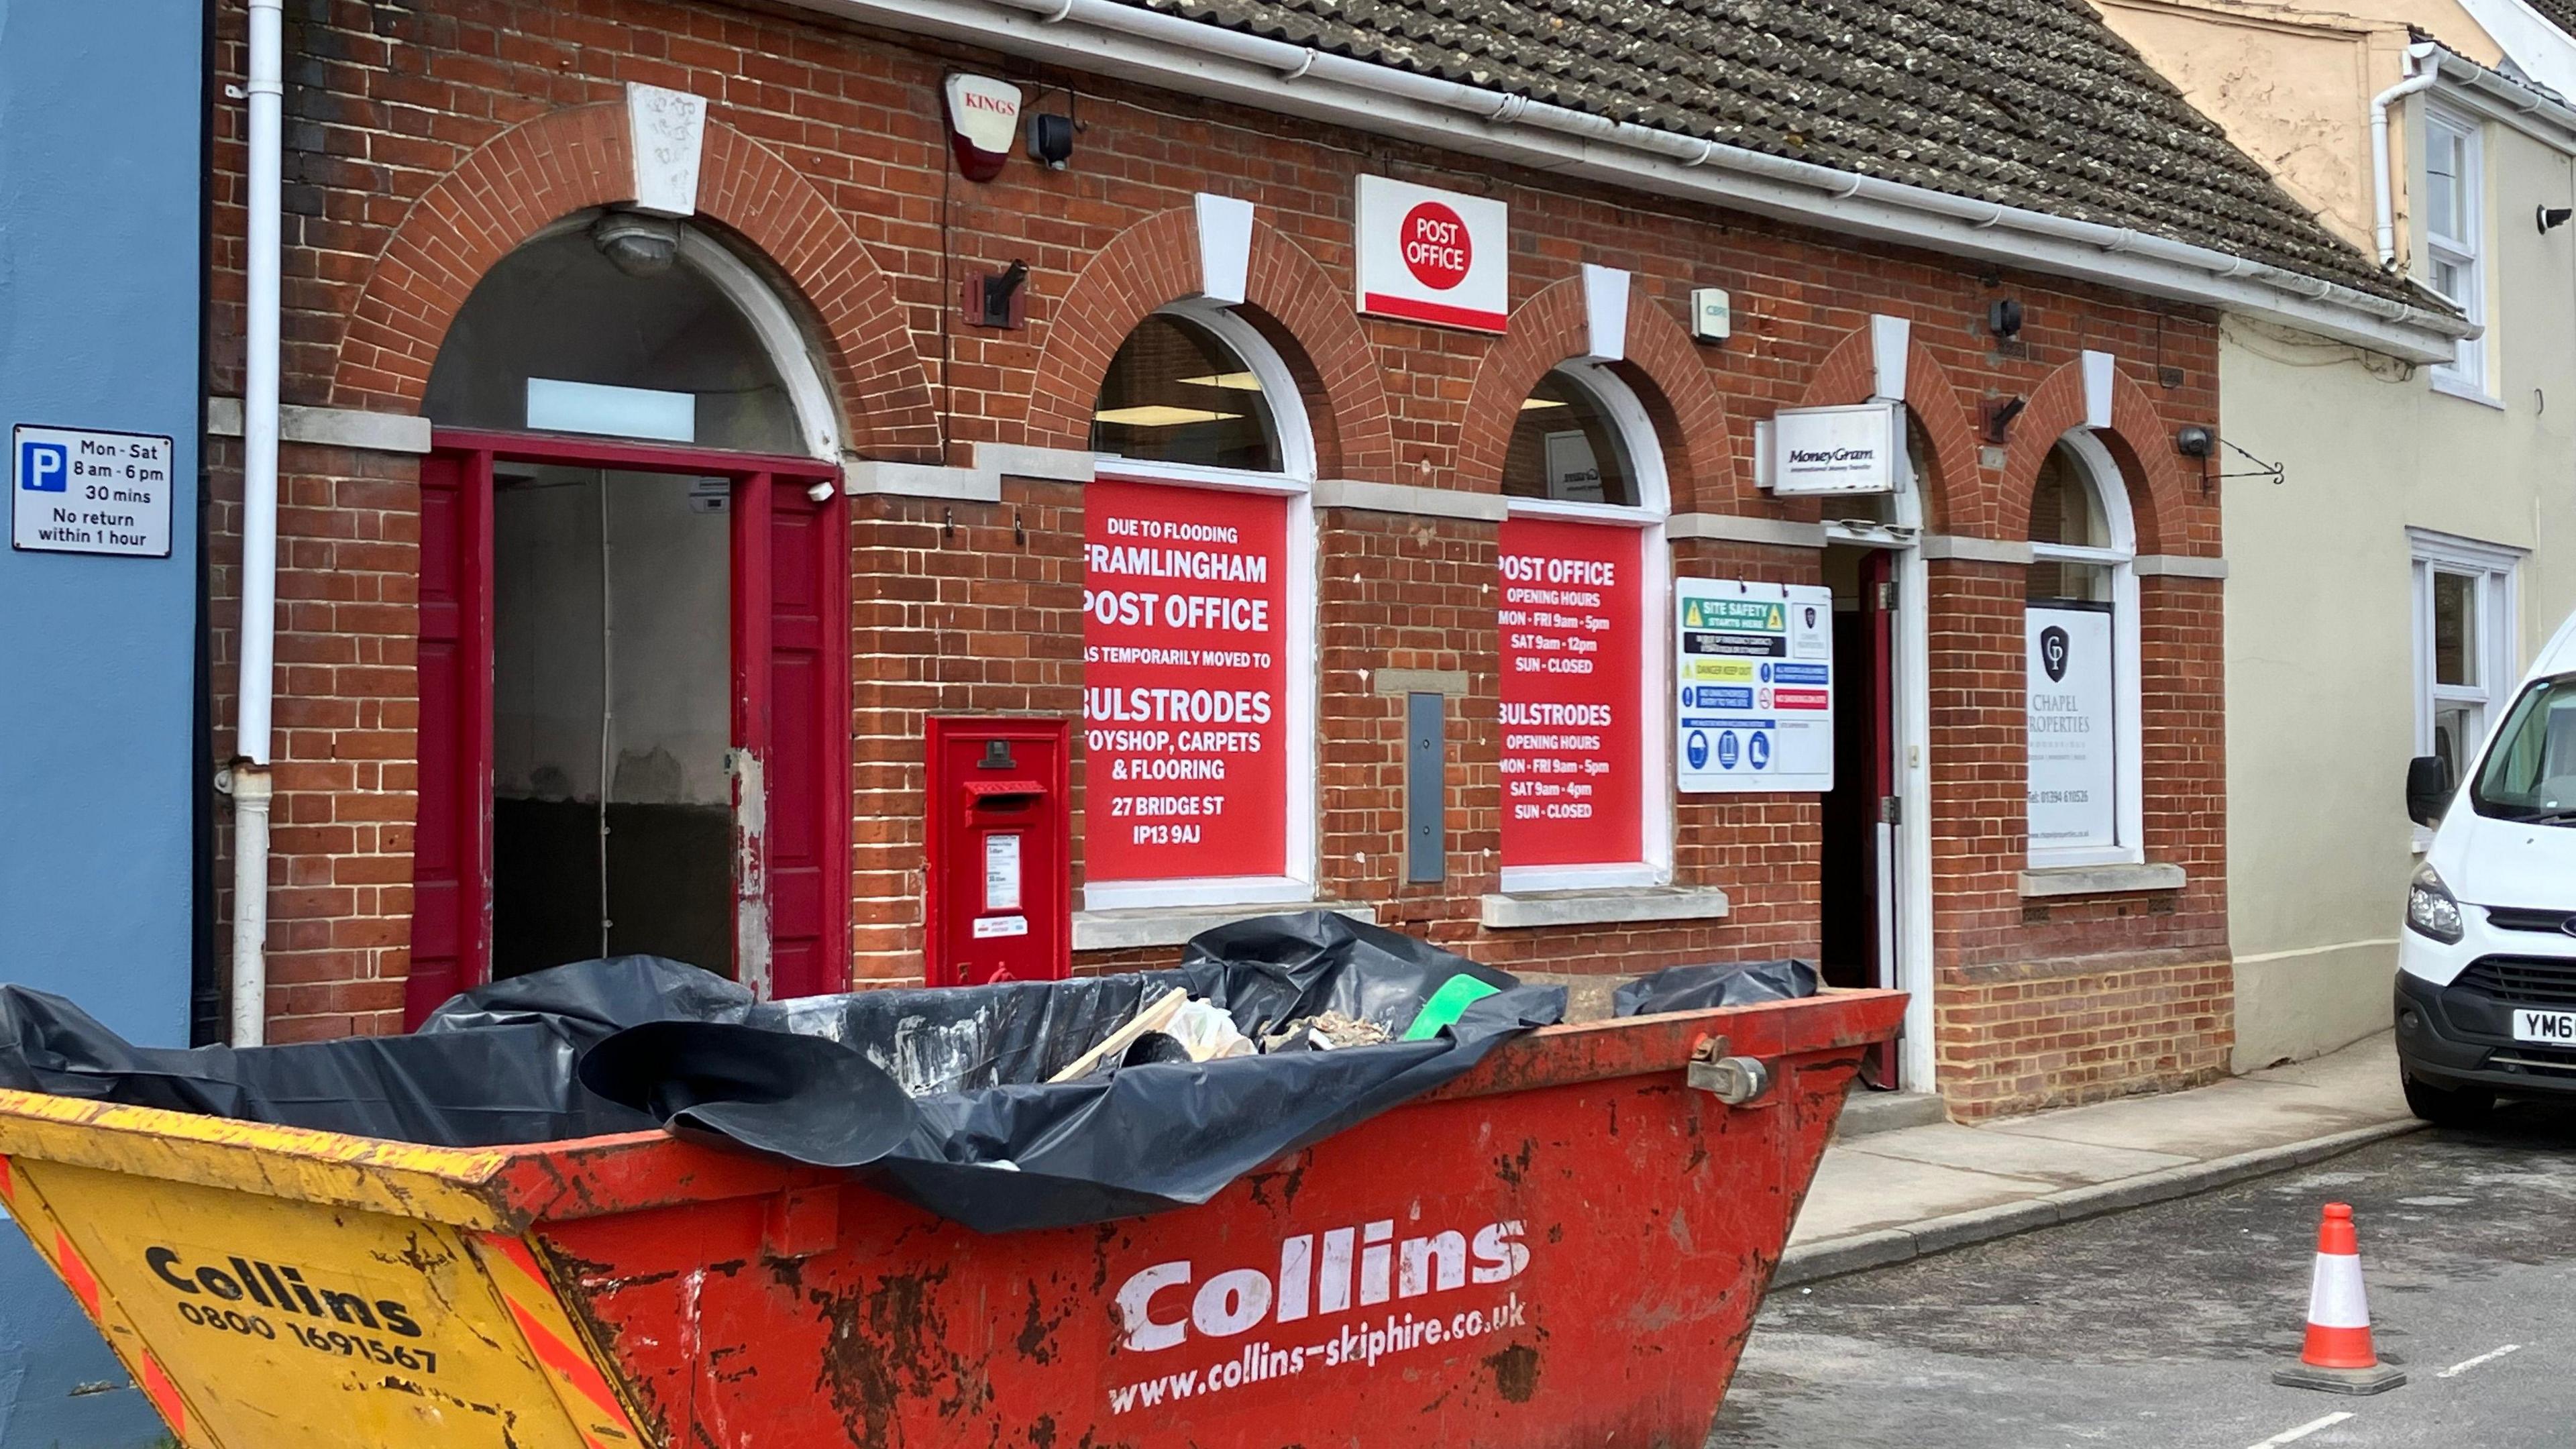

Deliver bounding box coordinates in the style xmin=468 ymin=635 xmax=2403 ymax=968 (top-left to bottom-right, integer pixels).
xmin=965 ymin=780 xmax=1046 ymax=808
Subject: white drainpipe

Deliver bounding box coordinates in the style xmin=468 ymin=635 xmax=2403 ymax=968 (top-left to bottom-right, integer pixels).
xmin=231 ymin=0 xmax=284 ymax=1047
xmin=2374 ymin=44 xmax=2444 ymax=266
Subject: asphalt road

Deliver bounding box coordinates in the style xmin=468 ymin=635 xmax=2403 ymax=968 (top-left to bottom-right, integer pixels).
xmin=1709 ymin=1099 xmax=2576 ymax=1449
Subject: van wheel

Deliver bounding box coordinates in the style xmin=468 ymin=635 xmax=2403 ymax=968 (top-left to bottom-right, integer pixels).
xmin=2404 ymin=1075 xmax=2495 ymax=1126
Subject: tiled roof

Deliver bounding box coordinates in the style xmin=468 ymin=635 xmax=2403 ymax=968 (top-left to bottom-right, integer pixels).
xmin=1121 ymin=0 xmax=2422 ymax=301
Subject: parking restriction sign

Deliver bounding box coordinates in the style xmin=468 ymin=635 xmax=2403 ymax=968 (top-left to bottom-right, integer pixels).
xmin=13 ymin=425 xmax=174 ymax=557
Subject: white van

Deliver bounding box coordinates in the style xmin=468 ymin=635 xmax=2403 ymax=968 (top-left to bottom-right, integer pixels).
xmin=2398 ymin=608 xmax=2576 ymax=1122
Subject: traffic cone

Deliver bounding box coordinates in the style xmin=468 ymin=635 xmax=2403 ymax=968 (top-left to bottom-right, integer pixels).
xmin=2271 ymin=1203 xmax=2407 ymax=1394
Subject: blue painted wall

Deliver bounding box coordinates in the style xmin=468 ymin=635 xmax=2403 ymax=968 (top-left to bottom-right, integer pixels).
xmin=0 ymin=0 xmax=203 ymax=1444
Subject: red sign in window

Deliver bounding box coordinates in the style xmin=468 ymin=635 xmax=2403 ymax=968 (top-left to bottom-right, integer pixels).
xmin=1082 ymin=478 xmax=1291 ymax=883
xmin=1499 ymin=517 xmax=1644 ymax=869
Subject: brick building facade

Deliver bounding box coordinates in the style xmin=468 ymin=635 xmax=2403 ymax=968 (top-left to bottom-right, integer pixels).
xmin=205 ymin=0 xmax=2252 ymax=1116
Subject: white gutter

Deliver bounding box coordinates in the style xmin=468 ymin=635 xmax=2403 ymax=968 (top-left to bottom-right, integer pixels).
xmin=231 ymin=0 xmax=284 ymax=1048
xmin=2373 ymin=44 xmax=2444 ymax=266
xmin=781 ymin=0 xmax=2472 ymax=362
xmin=2423 ymin=48 xmax=2576 ymax=153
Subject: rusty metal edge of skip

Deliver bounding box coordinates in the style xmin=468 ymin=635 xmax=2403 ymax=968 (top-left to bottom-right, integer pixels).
xmin=0 ymin=989 xmax=1908 ymax=1231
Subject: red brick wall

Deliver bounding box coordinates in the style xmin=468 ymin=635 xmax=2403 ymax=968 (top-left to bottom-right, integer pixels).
xmin=205 ymin=0 xmax=2233 ymax=1108
xmin=207 ymin=438 xmax=424 ymax=1041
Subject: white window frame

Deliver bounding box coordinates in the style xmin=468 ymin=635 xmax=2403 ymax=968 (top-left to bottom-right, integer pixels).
xmin=2408 ymin=527 xmax=2523 ymax=846
xmin=2422 ymin=106 xmax=2494 ymax=405
xmin=1498 ymin=361 xmax=1674 ymax=894
xmin=2025 ymin=429 xmax=2144 ymax=870
xmin=1081 ymin=301 xmax=1320 ymax=912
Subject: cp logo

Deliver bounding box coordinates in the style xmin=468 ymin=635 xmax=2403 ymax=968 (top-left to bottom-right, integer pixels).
xmin=2039 ymin=625 xmax=2071 ymax=683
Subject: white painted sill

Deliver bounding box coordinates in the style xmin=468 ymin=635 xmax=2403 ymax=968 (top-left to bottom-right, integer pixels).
xmin=2428 ymin=373 xmax=2506 ymax=411
xmin=1479 ymin=885 xmax=1731 ymax=930
xmin=1072 ymin=902 xmax=1377 ymax=953
xmin=2016 ymin=862 xmax=2186 ymax=899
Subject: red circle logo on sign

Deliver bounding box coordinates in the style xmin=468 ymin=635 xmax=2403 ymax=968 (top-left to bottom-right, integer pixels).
xmin=1399 ymin=201 xmax=1472 ymax=291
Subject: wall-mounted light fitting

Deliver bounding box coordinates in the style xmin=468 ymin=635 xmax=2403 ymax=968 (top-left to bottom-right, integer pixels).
xmin=1028 ymin=111 xmax=1076 ymax=170
xmin=592 ymin=211 xmax=679 ymax=278
xmin=2540 ymin=205 xmax=2573 ymax=233
xmin=1987 ymin=298 xmax=2024 ymax=340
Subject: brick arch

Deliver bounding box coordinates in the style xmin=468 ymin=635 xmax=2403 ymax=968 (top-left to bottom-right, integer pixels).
xmin=1794 ymin=327 xmax=1982 ymax=534
xmin=331 ymin=103 xmax=940 ymax=460
xmin=1452 ymin=276 xmax=1737 ymax=510
xmin=1995 ymin=359 xmax=2190 ymax=555
xmin=1024 ymin=210 xmax=1397 ymax=481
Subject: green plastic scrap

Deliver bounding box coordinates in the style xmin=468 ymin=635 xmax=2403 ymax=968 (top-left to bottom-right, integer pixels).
xmin=1400 ymin=975 xmax=1501 ymax=1041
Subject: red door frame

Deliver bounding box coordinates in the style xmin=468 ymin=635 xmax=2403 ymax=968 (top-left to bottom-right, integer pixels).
xmin=403 ymin=430 xmax=847 ymax=1027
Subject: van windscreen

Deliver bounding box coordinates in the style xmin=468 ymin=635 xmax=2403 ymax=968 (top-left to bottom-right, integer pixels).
xmin=2473 ymin=674 xmax=2576 ymax=824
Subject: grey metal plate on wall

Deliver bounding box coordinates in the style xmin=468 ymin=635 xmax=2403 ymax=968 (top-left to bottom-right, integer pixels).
xmin=1406 ymin=691 xmax=1444 ymax=883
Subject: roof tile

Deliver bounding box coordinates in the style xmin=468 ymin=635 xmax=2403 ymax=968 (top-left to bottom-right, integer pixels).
xmin=1123 ymin=0 xmax=2426 ymax=301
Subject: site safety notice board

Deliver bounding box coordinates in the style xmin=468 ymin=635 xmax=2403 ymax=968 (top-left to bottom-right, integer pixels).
xmin=1675 ymin=579 xmax=1834 ymax=793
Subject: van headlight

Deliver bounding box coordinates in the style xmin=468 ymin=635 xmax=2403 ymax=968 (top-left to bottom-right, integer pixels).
xmin=2406 ymin=865 xmax=2465 ymax=944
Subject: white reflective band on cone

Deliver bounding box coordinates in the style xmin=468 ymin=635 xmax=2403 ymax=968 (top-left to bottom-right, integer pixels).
xmin=2305 ymin=1252 xmax=2371 ymax=1330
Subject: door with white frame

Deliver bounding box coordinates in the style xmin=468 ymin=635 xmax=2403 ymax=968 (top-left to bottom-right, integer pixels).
xmin=1811 ymin=413 xmax=1937 ymax=1091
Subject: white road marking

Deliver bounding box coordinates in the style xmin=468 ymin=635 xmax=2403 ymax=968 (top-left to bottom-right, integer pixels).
xmin=2436 ymin=1343 xmax=2523 ymax=1378
xmin=2244 ymin=1411 xmax=2353 ymax=1449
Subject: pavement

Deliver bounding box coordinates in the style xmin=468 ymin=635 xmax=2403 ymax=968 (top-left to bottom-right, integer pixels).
xmin=1712 ymin=1098 xmax=2576 ymax=1448
xmin=1780 ymin=1032 xmax=2418 ymax=1287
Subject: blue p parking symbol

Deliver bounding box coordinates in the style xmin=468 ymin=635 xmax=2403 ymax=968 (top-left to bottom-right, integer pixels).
xmin=18 ymin=439 xmax=67 ymax=492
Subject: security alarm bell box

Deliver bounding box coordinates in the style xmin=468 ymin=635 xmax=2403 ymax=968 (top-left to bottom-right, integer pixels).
xmin=924 ymin=717 xmax=1071 ymax=987
xmin=1690 ymin=288 xmax=1733 ymax=343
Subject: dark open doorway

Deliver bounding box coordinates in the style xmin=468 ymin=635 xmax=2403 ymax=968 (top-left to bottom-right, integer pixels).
xmin=1821 ymin=543 xmax=1898 ymax=1085
xmin=489 ymin=464 xmax=734 ymax=977
xmin=406 ymin=433 xmax=847 ymax=1026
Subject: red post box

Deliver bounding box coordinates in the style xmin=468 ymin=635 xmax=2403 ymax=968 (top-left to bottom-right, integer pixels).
xmin=925 ymin=718 xmax=1071 ymax=986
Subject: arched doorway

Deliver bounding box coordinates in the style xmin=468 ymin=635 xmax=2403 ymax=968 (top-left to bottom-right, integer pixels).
xmin=404 ymin=213 xmax=848 ymax=1024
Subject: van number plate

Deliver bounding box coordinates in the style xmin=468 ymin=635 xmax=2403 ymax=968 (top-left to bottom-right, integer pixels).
xmin=2511 ymin=1009 xmax=2576 ymax=1044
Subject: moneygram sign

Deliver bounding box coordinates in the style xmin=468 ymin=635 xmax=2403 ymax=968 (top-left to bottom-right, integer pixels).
xmin=1354 ymin=175 xmax=1509 ymax=333
xmin=1767 ymin=402 xmax=1899 ymax=496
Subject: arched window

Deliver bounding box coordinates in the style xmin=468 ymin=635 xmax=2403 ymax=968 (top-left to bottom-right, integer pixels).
xmin=1503 ymin=370 xmax=1643 ymax=506
xmin=426 ymin=213 xmax=837 ymax=458
xmin=1497 ymin=362 xmax=1671 ymax=891
xmin=1089 ymin=311 xmax=1292 ymax=473
xmin=2024 ymin=431 xmax=2143 ymax=867
xmin=1080 ymin=302 xmax=1317 ymax=910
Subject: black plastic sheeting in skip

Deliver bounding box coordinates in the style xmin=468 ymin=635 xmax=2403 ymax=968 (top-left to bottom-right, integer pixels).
xmin=0 ymin=916 xmax=1817 ymax=1232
